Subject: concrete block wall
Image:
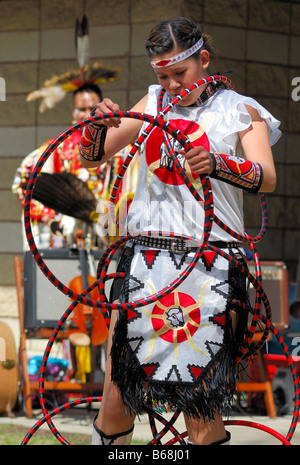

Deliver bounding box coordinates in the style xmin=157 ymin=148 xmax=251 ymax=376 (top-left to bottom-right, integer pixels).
xmin=0 ymin=0 xmax=299 ymax=332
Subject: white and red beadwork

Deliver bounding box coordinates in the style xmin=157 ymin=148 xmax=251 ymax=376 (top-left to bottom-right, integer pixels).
xmin=80 ymin=124 xmax=106 ymax=161
xmin=151 ymin=38 xmax=204 ymax=68
xmin=211 ymin=153 xmax=263 ymax=193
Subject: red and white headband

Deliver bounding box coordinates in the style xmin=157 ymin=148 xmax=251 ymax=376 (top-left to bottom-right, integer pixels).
xmin=151 ymin=37 xmax=204 ymax=68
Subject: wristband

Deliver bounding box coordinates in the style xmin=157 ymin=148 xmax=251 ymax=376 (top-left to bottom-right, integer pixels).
xmin=80 ymin=123 xmax=107 ymax=162
xmin=210 ymin=152 xmax=263 ymax=193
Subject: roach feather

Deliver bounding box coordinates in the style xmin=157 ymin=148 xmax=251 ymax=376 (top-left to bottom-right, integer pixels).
xmin=75 ymin=16 xmax=89 ymax=71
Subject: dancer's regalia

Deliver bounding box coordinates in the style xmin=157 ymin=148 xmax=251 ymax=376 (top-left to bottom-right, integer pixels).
xmin=109 ymin=84 xmax=281 ymax=420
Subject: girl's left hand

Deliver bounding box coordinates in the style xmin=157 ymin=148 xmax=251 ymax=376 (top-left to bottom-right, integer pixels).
xmin=180 ymin=146 xmax=214 ymax=175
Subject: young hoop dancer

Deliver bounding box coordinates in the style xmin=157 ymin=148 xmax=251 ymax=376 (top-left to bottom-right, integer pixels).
xmin=80 ymin=17 xmax=280 ymax=445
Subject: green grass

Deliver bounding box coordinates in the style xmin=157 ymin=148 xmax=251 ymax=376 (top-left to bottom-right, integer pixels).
xmin=0 ymin=423 xmax=92 ymax=445
xmin=0 ymin=423 xmax=149 ymax=446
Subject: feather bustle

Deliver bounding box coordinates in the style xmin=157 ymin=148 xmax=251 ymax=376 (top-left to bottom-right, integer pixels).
xmin=30 ymin=172 xmax=97 ymax=224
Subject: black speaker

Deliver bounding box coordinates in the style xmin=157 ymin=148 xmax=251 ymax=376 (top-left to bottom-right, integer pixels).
xmin=248 ymin=261 xmax=290 ymax=330
xmin=23 ymin=247 xmax=117 ymax=331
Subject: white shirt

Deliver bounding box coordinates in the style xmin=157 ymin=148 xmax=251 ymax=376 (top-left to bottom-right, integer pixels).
xmin=124 ymin=86 xmax=281 ymax=243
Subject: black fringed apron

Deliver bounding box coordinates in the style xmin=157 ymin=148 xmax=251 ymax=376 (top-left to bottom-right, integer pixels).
xmin=111 ymin=243 xmax=248 ymax=420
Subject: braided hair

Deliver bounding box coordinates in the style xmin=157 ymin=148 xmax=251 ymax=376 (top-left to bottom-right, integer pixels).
xmin=145 ymin=17 xmax=212 ymax=61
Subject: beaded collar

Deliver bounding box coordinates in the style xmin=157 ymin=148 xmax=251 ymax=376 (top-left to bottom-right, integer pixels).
xmin=189 ymin=81 xmax=221 ymax=107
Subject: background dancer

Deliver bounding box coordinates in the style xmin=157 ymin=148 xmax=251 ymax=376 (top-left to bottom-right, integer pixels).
xmin=12 ymin=16 xmax=120 ymax=249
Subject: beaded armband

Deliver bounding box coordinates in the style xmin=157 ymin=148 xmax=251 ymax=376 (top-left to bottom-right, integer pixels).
xmin=210 ymin=153 xmax=263 ymax=193
xmin=80 ymin=123 xmax=108 ymax=162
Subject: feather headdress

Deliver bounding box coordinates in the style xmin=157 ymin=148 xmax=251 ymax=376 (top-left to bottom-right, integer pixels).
xmin=26 ymin=16 xmax=119 ymax=113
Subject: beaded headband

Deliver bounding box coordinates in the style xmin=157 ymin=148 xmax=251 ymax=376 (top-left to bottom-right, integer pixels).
xmin=150 ymin=37 xmax=204 ymax=68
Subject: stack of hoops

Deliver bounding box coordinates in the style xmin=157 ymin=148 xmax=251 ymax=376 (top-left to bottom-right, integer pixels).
xmin=21 ymin=75 xmax=299 ymax=445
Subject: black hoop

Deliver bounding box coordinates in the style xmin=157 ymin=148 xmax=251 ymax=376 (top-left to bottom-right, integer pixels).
xmin=21 ymin=75 xmax=298 ymax=445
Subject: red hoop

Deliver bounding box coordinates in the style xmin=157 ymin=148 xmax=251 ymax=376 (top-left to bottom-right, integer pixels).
xmin=21 ymin=74 xmax=298 ymax=446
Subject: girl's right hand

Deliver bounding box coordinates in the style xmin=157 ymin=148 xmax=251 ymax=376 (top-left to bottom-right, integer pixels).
xmin=92 ymin=98 xmax=121 ymax=128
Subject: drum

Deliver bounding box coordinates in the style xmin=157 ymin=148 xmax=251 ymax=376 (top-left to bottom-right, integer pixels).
xmin=0 ymin=321 xmax=18 ymax=416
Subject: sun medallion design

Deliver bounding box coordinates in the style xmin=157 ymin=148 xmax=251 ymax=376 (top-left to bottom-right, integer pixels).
xmin=145 ymin=118 xmax=210 ymax=188
xmin=143 ymin=279 xmax=212 ymax=362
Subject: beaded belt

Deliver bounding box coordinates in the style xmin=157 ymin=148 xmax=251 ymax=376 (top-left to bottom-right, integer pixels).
xmin=132 ymin=237 xmax=241 ymax=253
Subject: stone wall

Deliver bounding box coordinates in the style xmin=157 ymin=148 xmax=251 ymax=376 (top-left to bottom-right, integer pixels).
xmin=0 ymin=0 xmax=299 ymax=331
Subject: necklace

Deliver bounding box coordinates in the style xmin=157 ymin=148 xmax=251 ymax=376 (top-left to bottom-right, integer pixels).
xmin=192 ymin=81 xmax=221 ymax=107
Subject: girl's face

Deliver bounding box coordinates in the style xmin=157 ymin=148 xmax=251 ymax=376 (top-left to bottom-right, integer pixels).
xmin=153 ymin=48 xmax=210 ymax=107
